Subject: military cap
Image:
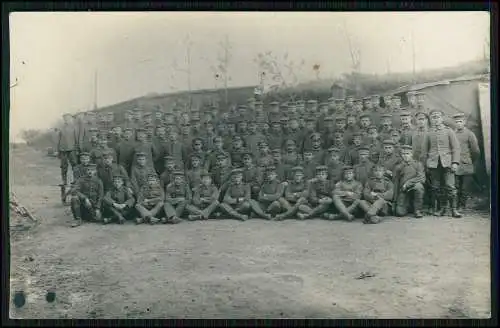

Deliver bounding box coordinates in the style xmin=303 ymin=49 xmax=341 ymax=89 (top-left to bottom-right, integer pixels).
xmin=271 ymin=148 xmax=282 ymax=154
xmin=216 ymin=152 xmax=228 ymax=159
xmin=265 ymin=165 xmax=277 ymax=172
xmin=238 ymin=104 xmax=248 ymax=110
xmin=346 ymin=95 xmax=354 ymax=100
xmin=390 ymin=129 xmax=401 ymax=135
xmin=342 ymin=165 xmax=354 ymax=171
xmin=310 ymin=132 xmax=322 ymax=140
xmin=346 ymin=112 xmax=357 ymax=118
xmin=381 ymin=113 xmax=392 ymax=119
xmin=429 ymin=109 xmax=443 ymax=116
xmin=146 ymin=173 xmax=158 ymax=180
xmin=280 ymin=103 xmax=289 ymax=110
xmin=87 ymin=111 xmax=97 ymax=116
xmin=370 ymin=95 xmax=380 ymax=100
xmin=383 ymin=139 xmax=395 ymax=145
xmin=88 ymin=127 xmax=98 ymax=132
xmin=231 ymin=168 xmax=244 ymax=175
xmin=335 ymin=98 xmax=345 ymax=104
xmin=316 ymin=165 xmax=328 ymax=172
xmin=232 ymin=135 xmax=242 ymax=141
xmin=270 ymin=119 xmax=281 ymax=125
xmin=415 ymin=110 xmax=428 ymax=119
xmin=254 ymin=100 xmax=263 ymax=105
xmin=269 ymin=101 xmax=280 ymax=106
xmin=102 ymin=150 xmax=115 ymax=158
xmin=98 ymin=130 xmax=109 ymax=138
xmin=192 ymin=136 xmax=203 ymax=143
xmin=200 ymin=170 xmax=211 ymax=177
xmin=319 ymin=102 xmax=329 ymax=107
xmin=136 ymin=127 xmax=146 ymax=133
xmin=136 ymin=152 xmax=146 ymax=157
xmin=362 ymin=97 xmax=371 ymax=101
xmin=307 ymin=100 xmax=318 ymax=104
xmin=452 ymin=113 xmax=466 ymax=120
xmin=327 ymin=97 xmax=335 ymax=102
xmin=367 ymin=125 xmax=378 ymax=131
xmin=291 ymin=166 xmax=304 ymax=172
xmin=85 ymin=164 xmax=97 ymax=171
xmin=358 ymin=147 xmax=370 ymax=153
xmin=305 ymin=116 xmax=316 ymax=122
xmin=79 ymin=152 xmax=90 ymax=157
xmin=258 ymin=139 xmax=269 ymax=146
xmin=352 ymin=131 xmax=363 ymax=137
xmin=113 ymin=174 xmax=126 ymax=180
xmin=400 ymin=145 xmax=413 ymax=151
xmin=399 ymin=111 xmax=411 ymax=117
xmin=172 ymin=171 xmax=185 ymax=177
xmin=284 ymin=139 xmax=296 ymax=145
xmin=190 ymin=153 xmax=201 ymax=160
xmin=296 ymin=100 xmax=306 ymax=105
xmin=359 ymin=113 xmax=370 ymax=119
xmin=324 ymin=116 xmax=334 ymax=121
xmin=242 ymin=150 xmax=253 ymax=158
xmin=328 ymin=146 xmax=341 ymax=153
xmin=164 ymin=155 xmax=174 ymax=161
xmin=123 ymin=127 xmax=133 ymax=132
xmin=335 ymin=115 xmax=347 ymax=121
xmin=333 ymin=130 xmax=344 ymax=136
xmin=280 ymin=116 xmax=289 ymax=122
xmin=143 ymin=112 xmax=152 ymax=117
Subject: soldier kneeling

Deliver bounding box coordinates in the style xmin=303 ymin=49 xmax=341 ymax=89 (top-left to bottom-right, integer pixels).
xmin=70 ymin=164 xmax=104 ymax=227
xmin=186 ymin=170 xmax=220 ymax=220
xmin=135 ymin=173 xmax=165 ymax=225
xmin=358 ymin=164 xmax=394 ymax=224
xmin=102 ymin=174 xmax=136 ymax=224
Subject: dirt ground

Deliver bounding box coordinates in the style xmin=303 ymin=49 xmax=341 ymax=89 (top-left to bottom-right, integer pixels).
xmin=8 ymin=146 xmax=491 ymax=319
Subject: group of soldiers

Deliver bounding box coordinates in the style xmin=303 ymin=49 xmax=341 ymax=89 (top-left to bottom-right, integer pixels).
xmin=55 ymin=91 xmax=481 ymax=227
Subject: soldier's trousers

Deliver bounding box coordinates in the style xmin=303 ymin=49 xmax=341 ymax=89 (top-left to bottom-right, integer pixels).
xmin=456 ymin=174 xmax=474 ymax=208
xmin=70 ymin=197 xmax=101 ymax=221
xmin=260 ymin=198 xmax=288 ymax=215
xmin=359 ymin=199 xmax=389 ymax=217
xmin=307 ymin=199 xmax=335 ymax=218
xmin=164 ymin=201 xmax=188 ymax=219
xmin=103 ymin=205 xmax=134 ymax=222
xmin=136 ymin=201 xmax=164 ymax=219
xmin=220 ymin=200 xmax=268 ymax=219
xmin=332 ymin=196 xmax=360 ymax=218
xmin=59 ymin=151 xmax=78 ymax=185
xmin=279 ymin=198 xmax=313 ymax=219
xmin=428 ymin=160 xmax=457 ymax=207
xmin=186 ymin=200 xmax=220 ymax=218
xmin=394 ymin=183 xmax=424 ymax=216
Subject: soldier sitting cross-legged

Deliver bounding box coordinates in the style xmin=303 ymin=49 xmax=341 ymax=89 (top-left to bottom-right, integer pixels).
xmin=332 ymin=165 xmax=363 ymax=221
xmin=163 ymin=171 xmax=191 ymax=224
xmin=257 ymin=166 xmax=285 ymax=220
xmin=102 ymin=174 xmax=136 ymax=224
xmin=70 ymin=164 xmax=104 ymax=227
xmin=135 ymin=173 xmax=165 ymax=225
xmin=186 ymin=170 xmax=220 ymax=221
xmin=274 ymin=166 xmax=312 ymax=221
xmin=358 ymin=164 xmax=394 ymax=224
xmin=302 ymin=166 xmax=336 ymax=220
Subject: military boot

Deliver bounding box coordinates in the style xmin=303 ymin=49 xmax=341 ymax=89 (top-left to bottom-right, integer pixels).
xmin=430 ymin=193 xmax=440 ymax=216
xmin=451 ymin=196 xmax=462 ymax=218
xmin=60 ymin=184 xmax=66 ymax=204
xmin=439 ymin=197 xmax=449 ymax=217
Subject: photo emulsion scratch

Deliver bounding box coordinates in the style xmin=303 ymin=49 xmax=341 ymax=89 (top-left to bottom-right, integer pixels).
xmin=8 ymin=11 xmax=491 ymax=319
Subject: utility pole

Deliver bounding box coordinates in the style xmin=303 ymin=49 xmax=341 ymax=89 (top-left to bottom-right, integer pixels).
xmin=93 ymin=69 xmax=98 ymax=110
xmin=223 ymin=35 xmax=229 ymax=106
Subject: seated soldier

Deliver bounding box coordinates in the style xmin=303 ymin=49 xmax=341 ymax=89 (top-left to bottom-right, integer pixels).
xmin=354 ymin=146 xmax=374 ymax=186
xmin=135 ymin=173 xmax=165 ymax=225
xmin=325 ymin=146 xmax=343 ymax=183
xmin=163 ymin=171 xmax=191 ymax=224
xmin=230 ymin=135 xmax=246 ymax=168
xmin=257 ymin=166 xmax=285 ymax=220
xmin=187 ymin=137 xmax=207 ymax=171
xmin=102 ymin=174 xmax=136 ymax=224
xmin=205 ymin=136 xmax=230 ymax=171
xmin=63 ymin=151 xmax=92 ymax=204
xmin=270 ymin=148 xmax=287 ymax=182
xmin=186 ymin=170 xmax=220 ymax=221
xmin=378 ymin=139 xmax=401 ymax=178
xmin=358 ymin=164 xmax=394 ymax=224
xmin=212 ymin=152 xmax=233 ymax=201
xmin=393 ymin=145 xmax=425 ymax=218
xmin=302 ymin=166 xmax=336 ymax=220
xmin=242 ymin=150 xmax=262 ymax=199
xmin=186 ymin=154 xmax=203 ymax=190
xmin=256 ymin=140 xmax=273 ymax=169
xmin=282 ymin=139 xmax=303 ymax=180
xmin=275 ymin=166 xmax=312 ymax=221
xmin=130 ymin=152 xmax=158 ymax=195
xmin=97 ymin=150 xmax=130 ymax=194
xmin=70 ymin=164 xmax=104 ymax=227
xmin=332 ymin=165 xmax=363 ymax=221
xmin=160 ymin=156 xmax=180 ymax=190
xmin=219 ymin=168 xmax=269 ymax=221
xmin=301 ymin=150 xmax=316 ymax=180
xmin=364 ymin=125 xmax=382 ymax=163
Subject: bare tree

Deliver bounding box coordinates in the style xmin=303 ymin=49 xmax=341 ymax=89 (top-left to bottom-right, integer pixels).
xmin=340 ymin=20 xmax=362 ymax=95
xmin=171 ymin=34 xmax=194 ymax=107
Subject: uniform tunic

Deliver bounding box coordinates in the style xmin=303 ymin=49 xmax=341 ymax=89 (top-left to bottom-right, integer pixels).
xmin=362 ymin=177 xmax=394 ymax=203
xmin=165 ymin=182 xmax=192 ymax=203
xmin=423 ymin=125 xmax=460 ymax=169
xmin=58 ymin=124 xmax=78 ymax=152
xmin=103 ymin=186 xmax=135 ymax=208
xmin=137 ymin=183 xmax=165 ymax=207
xmin=116 ymin=139 xmax=137 ymax=171
xmin=186 ymin=168 xmax=203 ymax=189
xmin=132 ymin=142 xmax=155 ymax=168
xmin=192 ymin=184 xmax=219 ymax=207
xmin=399 ymin=124 xmax=414 ymax=146
xmin=334 ymin=179 xmax=363 ymax=201
xmin=378 ymin=153 xmax=401 ymax=174
xmin=73 ymin=176 xmax=104 ymax=208
xmin=411 ymin=127 xmax=428 ymax=163
xmin=393 ymin=160 xmax=426 ymax=193
xmin=90 ymin=147 xmax=117 ymax=167
xmin=259 ymin=180 xmax=285 ymax=204
xmin=284 ymin=180 xmax=309 ymax=203
xmin=308 ymin=178 xmax=335 ymax=205
xmin=224 ymin=183 xmax=251 ymax=203
xmin=130 ymin=166 xmax=158 ymax=194
xmin=97 ymin=163 xmax=130 ymax=193
xmin=455 ymin=127 xmax=480 ymax=175
xmin=354 ymin=160 xmax=375 ymax=185
xmin=159 ymin=168 xmax=177 ymax=190
xmin=282 ymin=152 xmax=303 ymax=179
xmin=302 ymin=161 xmax=317 ymax=180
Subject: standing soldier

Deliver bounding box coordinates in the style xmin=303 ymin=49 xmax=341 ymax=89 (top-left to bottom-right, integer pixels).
xmin=364 ymin=125 xmax=383 ymax=164
xmin=96 ymin=150 xmax=130 ymax=194
xmin=163 ymin=171 xmax=191 ymax=224
xmin=186 ymin=154 xmax=203 ymax=190
xmin=122 ymin=110 xmax=136 ymax=131
xmin=399 ymin=112 xmax=414 ymax=146
xmin=348 ymin=132 xmax=363 ymax=166
xmin=452 ymin=112 xmax=480 ymax=210
xmin=321 ymin=116 xmax=336 ymax=148
xmin=332 ymin=165 xmax=363 ymax=221
xmin=229 ymin=135 xmax=247 ymax=169
xmin=131 ymin=128 xmax=155 ymax=171
xmin=90 ymin=131 xmax=117 ymax=168
xmin=186 ymin=170 xmax=220 ymax=221
xmin=242 ymin=151 xmax=262 ymax=199
xmin=102 ymin=175 xmax=135 ymax=224
xmin=275 ymin=166 xmax=312 ymax=221
xmin=391 ymin=96 xmax=403 ymax=130
xmin=344 ymin=113 xmax=359 ymax=145
xmin=256 ymin=140 xmax=273 ymax=169
xmin=270 ymin=149 xmax=287 ymax=182
xmin=353 ymin=147 xmax=374 ymax=186
xmin=130 ymin=152 xmax=158 ymax=195
xmin=302 ymin=166 xmax=336 ymax=220
xmin=282 ymin=139 xmax=303 ymax=180
xmin=106 ymin=112 xmax=115 ymax=131
xmin=309 ymin=133 xmax=326 ymax=165
xmin=212 ymin=152 xmax=233 ymax=200
xmin=358 ymin=164 xmax=394 ymax=224
xmin=206 ymin=136 xmax=230 ymax=172
xmin=135 ymin=173 xmax=165 ymax=225
xmin=245 ymin=120 xmax=265 ymax=159
xmin=369 ymin=95 xmax=383 ymax=127
xmin=153 ymin=109 xmax=164 ymax=128
xmin=301 ymin=150 xmax=316 ymax=180
xmin=257 ymin=166 xmax=286 ymax=220
xmin=116 ymin=127 xmax=136 ymax=175
xmin=412 ymin=110 xmax=429 ymax=164
xmin=393 ymin=145 xmax=426 ymax=218
xmin=152 ymin=125 xmax=169 ymax=175
xmin=330 ymin=131 xmax=350 ymax=164
xmin=203 ymin=121 xmax=217 ymax=152
xmin=97 ymin=112 xmax=108 ymax=131
xmin=344 ymin=96 xmax=354 ymax=112
xmin=166 ymin=129 xmax=185 ymax=169
xmin=159 ymin=156 xmax=180 ymax=191
xmin=325 ymin=147 xmax=344 ymax=183
xmin=379 ymin=139 xmax=401 ymax=178
xmin=383 ymin=95 xmax=392 ymax=111
xmin=180 ymin=121 xmax=193 ymax=151
xmin=423 ymin=109 xmax=461 ymax=217
xmin=69 ymin=164 xmax=103 ymax=227
xmin=379 ymin=113 xmax=394 ymax=142
xmin=358 ymin=113 xmax=372 ymax=142
xmin=81 ymin=127 xmax=99 ymax=154
xmin=58 ymin=113 xmax=79 ymax=202
xmin=301 ymin=117 xmax=318 ymax=152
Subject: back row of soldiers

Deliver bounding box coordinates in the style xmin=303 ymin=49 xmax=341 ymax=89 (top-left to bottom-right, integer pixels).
xmin=56 ymin=91 xmax=481 ymax=226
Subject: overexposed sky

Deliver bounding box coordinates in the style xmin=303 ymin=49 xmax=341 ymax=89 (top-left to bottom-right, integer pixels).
xmin=10 ymin=11 xmax=489 ymax=140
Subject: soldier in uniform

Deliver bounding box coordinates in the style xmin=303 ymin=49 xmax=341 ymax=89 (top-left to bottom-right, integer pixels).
xmin=358 ymin=164 xmax=394 ymax=224
xmin=270 ymin=149 xmax=287 ymax=182
xmin=301 ymin=117 xmax=318 ymax=152
xmin=282 ymin=139 xmax=303 ymax=180
xmin=96 ymin=150 xmax=130 ymax=194
xmin=166 ymin=129 xmax=185 ymax=169
xmin=206 ymin=136 xmax=230 ymax=172
xmin=102 ymin=174 xmax=136 ymax=224
xmin=359 ymin=113 xmax=372 ymax=142
xmin=159 ymin=156 xmax=179 ymax=191
xmin=379 ymin=139 xmax=401 ymax=178
xmin=369 ymin=95 xmax=383 ymax=127
xmin=242 ymin=150 xmax=262 ymax=199
xmin=399 ymin=112 xmax=414 ymax=146
xmin=322 ymin=116 xmax=336 ymax=148
xmin=163 ymin=171 xmax=191 ymax=224
xmin=452 ymin=112 xmax=480 ymax=209
xmin=391 ymin=96 xmax=403 ymax=130
xmin=390 ymin=129 xmax=402 ymax=156
xmin=412 ymin=110 xmax=429 ymax=164
xmin=332 ymin=165 xmax=363 ymax=221
xmin=423 ymin=109 xmax=461 ymax=217
xmin=108 ymin=126 xmax=123 ymax=153
xmin=229 ymin=135 xmax=246 ymax=168
xmin=383 ymin=95 xmax=392 ymax=111
xmin=285 ymin=115 xmax=303 ymax=149
xmin=245 ymin=120 xmax=265 ymax=159
xmin=309 ymin=133 xmax=326 ymax=165
xmin=348 ymin=132 xmax=363 ymax=166
xmin=70 ymin=164 xmax=103 ymax=227
xmin=344 ymin=113 xmax=359 ymax=146
xmin=379 ymin=113 xmax=394 ymax=142
xmin=186 ymin=154 xmax=203 ymax=190
xmin=135 ymin=173 xmax=164 ymax=225
xmin=220 ymin=168 xmax=268 ymax=221
xmin=80 ymin=127 xmax=99 ymax=155
xmin=212 ymin=152 xmax=233 ymax=200
xmin=344 ymin=96 xmax=354 ymax=112
xmin=364 ymin=125 xmax=383 ymax=164
xmin=256 ymin=140 xmax=273 ymax=168
xmin=186 ymin=137 xmax=207 ymax=170
xmin=73 ymin=152 xmax=92 ymax=183
xmin=257 ymin=166 xmax=286 ymax=219
xmin=302 ymin=166 xmax=336 ymax=220
xmin=152 ymin=125 xmax=169 ymax=175
xmin=352 ymin=99 xmax=363 ymax=116
xmin=122 ymin=109 xmax=136 ymax=131
xmin=330 ymin=131 xmax=350 ymax=164
xmin=131 ymin=128 xmax=155 ymax=172
xmin=325 ymin=147 xmax=344 ymax=183
xmin=130 ymin=152 xmax=158 ymax=195
xmin=301 ymin=150 xmax=316 ymax=180
xmin=353 ymin=146 xmax=374 ymax=186
xmin=393 ymin=145 xmax=426 ymax=218
xmin=58 ymin=113 xmax=79 ymax=193
xmin=90 ymin=131 xmax=117 ymax=168
xmin=186 ymin=170 xmax=221 ymax=221
xmin=274 ymin=166 xmax=312 ymax=221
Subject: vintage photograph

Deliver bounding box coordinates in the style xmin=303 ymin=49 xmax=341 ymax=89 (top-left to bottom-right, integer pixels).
xmin=9 ymin=11 xmax=491 ymax=319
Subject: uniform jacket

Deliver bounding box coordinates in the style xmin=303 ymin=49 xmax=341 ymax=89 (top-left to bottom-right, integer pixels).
xmin=411 ymin=127 xmax=428 ymax=163
xmin=223 ymin=183 xmax=251 ymax=204
xmin=132 ymin=142 xmax=155 ymax=168
xmin=308 ymin=178 xmax=335 ymax=204
xmin=258 ymin=180 xmax=285 ymax=203
xmin=423 ymin=125 xmax=460 ymax=168
xmin=116 ymin=139 xmax=137 ymax=168
xmin=103 ymin=186 xmax=135 ymax=208
xmin=212 ymin=165 xmax=233 ymax=189
xmin=362 ymin=177 xmax=394 ymax=202
xmin=455 ymin=127 xmax=480 ymax=175
xmin=73 ymin=175 xmax=104 ymax=208
xmin=378 ymin=152 xmax=401 ymax=174
xmin=393 ymin=159 xmax=426 ymax=195
xmin=192 ymin=184 xmax=219 ymax=206
xmin=186 ymin=168 xmax=203 ymax=190
xmin=137 ymin=183 xmax=165 ymax=206
xmin=97 ymin=163 xmax=130 ymax=193
xmin=354 ymin=160 xmax=375 ymax=186
xmin=399 ymin=124 xmax=414 ymax=146
xmin=159 ymin=168 xmax=177 ymax=191
xmin=333 ymin=179 xmax=363 ymax=201
xmin=284 ymin=180 xmax=309 ymax=203
xmin=325 ymin=162 xmax=343 ymax=183
xmin=58 ymin=124 xmax=78 ymax=152
xmin=90 ymin=147 xmax=117 ymax=167
xmin=165 ymin=182 xmax=192 ymax=204
xmin=130 ymin=166 xmax=158 ymax=194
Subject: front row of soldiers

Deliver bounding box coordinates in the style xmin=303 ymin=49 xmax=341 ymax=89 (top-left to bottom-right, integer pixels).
xmin=68 ymin=140 xmax=429 ymax=227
